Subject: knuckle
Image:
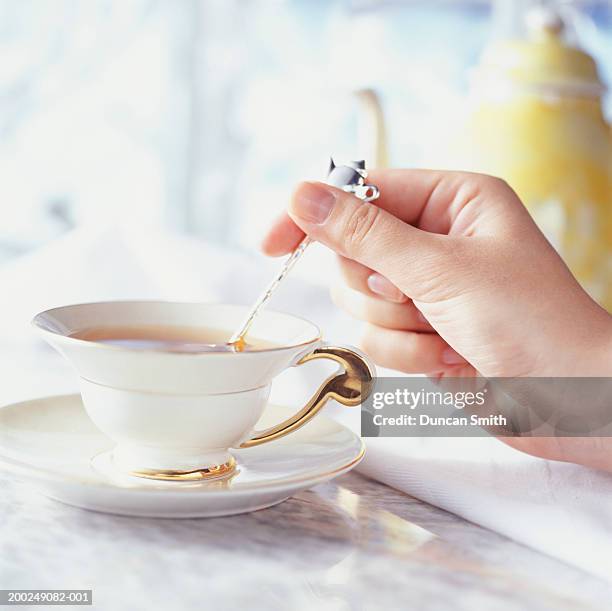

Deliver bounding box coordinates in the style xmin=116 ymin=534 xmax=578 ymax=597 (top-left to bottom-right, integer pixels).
xmin=343 ymin=201 xmax=381 ymax=255
xmin=482 ymin=174 xmax=511 ymax=194
xmin=455 ymin=172 xmax=510 ymax=198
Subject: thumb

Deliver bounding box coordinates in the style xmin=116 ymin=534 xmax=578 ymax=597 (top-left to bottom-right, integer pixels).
xmin=289 ymin=181 xmax=455 ymax=300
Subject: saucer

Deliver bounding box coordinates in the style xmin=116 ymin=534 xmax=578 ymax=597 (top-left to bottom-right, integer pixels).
xmin=0 ymin=394 xmax=364 ymax=518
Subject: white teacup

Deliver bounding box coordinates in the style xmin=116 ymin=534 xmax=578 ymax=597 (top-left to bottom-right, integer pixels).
xmin=33 ymin=301 xmax=374 ymax=481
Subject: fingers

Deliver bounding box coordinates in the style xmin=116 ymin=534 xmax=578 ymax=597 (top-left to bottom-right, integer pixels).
xmin=365 ymin=169 xmax=520 ymax=234
xmin=288 ymin=181 xmax=452 ymax=300
xmin=260 ymin=211 xmax=305 ymax=256
xmin=363 ymin=168 xmax=444 ymax=227
xmin=262 ymin=168 xmax=520 ymax=257
xmin=331 ymin=285 xmax=433 ymax=332
xmin=360 ymin=324 xmax=469 ymax=374
xmin=336 ymin=256 xmax=407 ymax=303
xmin=260 ymin=169 xmax=444 ymax=256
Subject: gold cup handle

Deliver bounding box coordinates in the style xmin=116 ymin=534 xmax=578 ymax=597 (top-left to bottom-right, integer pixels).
xmin=239 ymin=345 xmax=374 ymax=449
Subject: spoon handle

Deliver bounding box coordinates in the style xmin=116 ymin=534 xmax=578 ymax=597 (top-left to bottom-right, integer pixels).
xmin=228 ymin=236 xmax=312 ymax=345
xmin=229 ymin=159 xmax=379 ymax=346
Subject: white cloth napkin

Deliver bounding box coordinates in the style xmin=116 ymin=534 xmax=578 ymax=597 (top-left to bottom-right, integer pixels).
xmin=1 ymin=224 xmax=611 ymax=583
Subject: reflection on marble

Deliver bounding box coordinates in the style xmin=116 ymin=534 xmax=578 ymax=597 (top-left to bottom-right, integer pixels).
xmin=0 ymin=471 xmax=609 ymax=611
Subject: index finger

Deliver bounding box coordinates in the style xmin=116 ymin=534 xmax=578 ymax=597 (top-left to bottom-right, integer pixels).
xmin=367 ymin=168 xmax=465 ymax=234
xmin=260 ymin=211 xmax=305 ymax=256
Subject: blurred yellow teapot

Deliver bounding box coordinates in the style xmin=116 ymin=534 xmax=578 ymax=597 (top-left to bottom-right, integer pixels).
xmin=359 ymin=6 xmax=611 ymax=310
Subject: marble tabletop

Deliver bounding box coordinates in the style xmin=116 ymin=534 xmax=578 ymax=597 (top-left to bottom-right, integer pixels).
xmin=1 ymin=469 xmax=610 ymax=611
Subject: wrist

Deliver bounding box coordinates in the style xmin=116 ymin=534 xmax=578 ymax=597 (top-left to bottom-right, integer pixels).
xmin=531 ymin=299 xmax=612 ymax=377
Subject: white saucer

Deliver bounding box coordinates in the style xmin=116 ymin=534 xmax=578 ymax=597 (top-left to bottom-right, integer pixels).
xmin=0 ymin=394 xmax=364 ymax=518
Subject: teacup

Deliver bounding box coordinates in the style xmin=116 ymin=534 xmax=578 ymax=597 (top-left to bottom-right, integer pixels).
xmin=33 ymin=301 xmax=374 ymax=481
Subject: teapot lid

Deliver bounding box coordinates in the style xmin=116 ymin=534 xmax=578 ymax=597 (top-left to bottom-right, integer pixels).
xmin=473 ymin=5 xmax=605 ymax=98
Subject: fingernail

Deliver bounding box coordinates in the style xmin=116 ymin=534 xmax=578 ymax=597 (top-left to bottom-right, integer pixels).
xmin=442 ymin=347 xmax=466 ymax=365
xmin=367 ymin=273 xmax=405 ymax=302
xmin=291 ymin=182 xmax=336 ymax=224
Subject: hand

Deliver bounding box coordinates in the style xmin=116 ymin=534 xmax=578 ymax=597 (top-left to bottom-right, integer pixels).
xmin=262 ymin=169 xmax=611 ymax=378
xmin=261 ymin=169 xmax=612 ymax=471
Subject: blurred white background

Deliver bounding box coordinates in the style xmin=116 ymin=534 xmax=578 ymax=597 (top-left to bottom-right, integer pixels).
xmin=0 ymin=0 xmax=610 ymax=263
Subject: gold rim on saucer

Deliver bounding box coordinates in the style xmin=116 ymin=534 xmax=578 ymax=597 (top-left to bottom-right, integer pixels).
xmin=127 ymin=457 xmax=237 ymax=482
